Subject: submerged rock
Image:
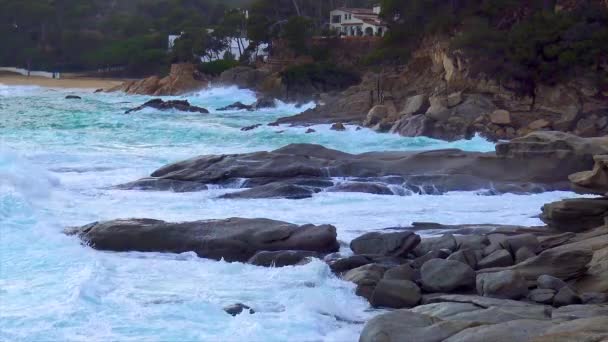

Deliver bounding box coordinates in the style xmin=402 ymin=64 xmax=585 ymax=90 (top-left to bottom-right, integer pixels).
xmin=247 ymin=250 xmax=318 ymax=267
xmin=125 ymin=99 xmax=209 ymax=114
xmin=219 ymin=182 xmax=314 ymax=200
xmin=65 ymin=95 xmax=81 ymax=99
xmin=223 ymin=303 xmax=255 ymax=316
xmin=65 ymin=218 xmax=339 ymax=263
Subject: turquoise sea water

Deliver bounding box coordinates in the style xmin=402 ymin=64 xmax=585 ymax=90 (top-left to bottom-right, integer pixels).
xmin=0 ymin=84 xmax=578 ymax=341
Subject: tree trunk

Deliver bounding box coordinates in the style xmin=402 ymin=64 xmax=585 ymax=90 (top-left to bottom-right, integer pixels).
xmin=292 ymin=0 xmax=301 ymax=16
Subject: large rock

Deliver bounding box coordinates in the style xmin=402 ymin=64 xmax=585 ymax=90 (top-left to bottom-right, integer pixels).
xmin=478 ymin=243 xmax=593 ymax=283
xmin=327 ymin=182 xmax=393 ymax=195
xmin=443 ymin=319 xmax=554 ymax=342
xmin=477 ymin=249 xmax=514 ymax=269
xmin=217 ymin=66 xmax=271 ymax=90
xmin=247 ymin=250 xmax=318 ymax=267
xmin=125 ymin=99 xmax=209 ymax=114
xmin=109 ymin=63 xmax=208 ymax=96
xmin=569 ymin=155 xmax=608 ymax=195
xmin=421 ymin=259 xmax=476 ymax=292
xmin=401 ymin=94 xmax=430 ymax=116
xmin=476 ymin=270 xmax=528 ymax=300
xmin=65 ymin=218 xmax=339 ymax=262
xmin=359 ymin=310 xmax=476 ymax=342
xmin=541 ymin=198 xmax=608 ymax=232
xmin=343 ymin=263 xmax=388 ymax=300
xmin=370 ymin=279 xmax=422 ymax=309
xmin=219 ymin=182 xmax=314 ymax=200
xmin=118 ymin=134 xmax=605 ymax=195
xmin=351 ymin=232 xmax=421 ymax=257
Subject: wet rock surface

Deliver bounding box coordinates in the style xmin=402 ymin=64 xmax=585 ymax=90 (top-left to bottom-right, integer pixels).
xmin=125 ymin=99 xmax=209 ymax=114
xmin=115 ymin=132 xmax=605 ymax=198
xmin=65 ymin=218 xmax=339 ymax=263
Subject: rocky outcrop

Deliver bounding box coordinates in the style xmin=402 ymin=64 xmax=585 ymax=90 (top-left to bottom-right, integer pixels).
xmin=65 ymin=218 xmax=339 ymax=263
xmin=569 ymin=154 xmax=608 ymax=195
xmin=116 ymin=132 xmax=605 ymax=197
xmin=272 ymin=38 xmax=608 ymax=141
xmin=124 ymin=99 xmax=209 ymax=114
xmin=108 ymin=64 xmax=209 ymax=96
xmin=216 ymin=97 xmax=277 ymax=112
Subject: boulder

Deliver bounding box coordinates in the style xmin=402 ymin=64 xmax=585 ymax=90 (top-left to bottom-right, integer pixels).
xmin=247 ymin=250 xmax=318 ymax=267
xmin=476 ymin=270 xmax=529 ymax=300
xmin=532 ymin=316 xmax=608 ymax=342
xmin=537 ymin=275 xmax=568 ymax=292
xmin=327 ymin=182 xmax=393 ymax=195
xmin=553 ymin=286 xmax=582 ymax=307
xmin=65 ymin=95 xmax=81 ymax=99
xmin=359 ymin=310 xmax=476 ymax=342
xmin=370 ymin=279 xmax=422 ymax=309
xmin=489 ymin=110 xmax=511 ymax=125
xmin=412 ymin=250 xmax=451 ymax=269
xmin=125 ymin=99 xmax=209 ymax=114
xmin=252 ymin=97 xmax=276 ymax=110
xmin=364 ymin=105 xmax=391 ymax=127
xmin=330 ymin=122 xmax=346 ymax=131
xmin=478 ymin=243 xmax=593 ymax=283
xmin=421 ymin=259 xmax=476 ymax=292
xmin=477 ymin=250 xmax=514 ymax=269
xmin=305 ymin=128 xmax=316 ymax=134
xmin=217 ymin=101 xmax=253 ymax=111
xmin=343 ymin=263 xmax=388 ymax=300
xmin=350 ymin=232 xmax=421 ymax=257
xmin=114 ymin=177 xmax=208 ymax=192
xmin=447 ymin=92 xmax=463 ymax=107
xmin=528 ymin=289 xmax=556 ymax=305
xmin=110 ymin=63 xmax=208 ymax=96
xmin=552 ymin=304 xmax=608 ymax=321
xmin=328 ymin=255 xmax=372 ymax=274
xmin=569 ymin=155 xmax=608 ymax=195
xmin=241 ymin=124 xmax=262 ymax=131
xmin=444 ymin=319 xmax=554 ymax=342
xmin=515 ymin=247 xmax=536 ymax=263
xmin=217 ymin=66 xmax=271 ymax=90
xmin=541 ymin=198 xmax=608 ymax=232
xmin=383 ymin=263 xmax=417 ymax=281
xmin=224 ymin=303 xmax=255 ymax=316
xmin=65 ymin=218 xmax=339 ymax=262
xmin=581 ymin=292 xmax=608 ymax=304
xmin=401 ymin=95 xmax=431 ymax=115
xmin=414 ymin=234 xmax=458 ymax=257
xmin=447 ymin=249 xmax=483 ymax=270
xmin=528 ymin=119 xmax=551 ymax=130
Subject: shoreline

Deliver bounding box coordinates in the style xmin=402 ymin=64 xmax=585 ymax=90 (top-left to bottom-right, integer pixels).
xmin=0 ymin=73 xmax=125 ymax=90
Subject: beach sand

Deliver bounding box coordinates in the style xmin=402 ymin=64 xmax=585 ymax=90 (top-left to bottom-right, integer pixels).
xmin=0 ymin=72 xmax=125 ymax=90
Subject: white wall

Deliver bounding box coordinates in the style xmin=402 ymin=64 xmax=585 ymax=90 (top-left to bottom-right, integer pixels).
xmin=0 ymin=67 xmax=60 ymax=79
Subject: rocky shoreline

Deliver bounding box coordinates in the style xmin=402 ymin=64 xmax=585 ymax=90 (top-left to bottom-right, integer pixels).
xmin=63 ymin=130 xmax=608 ymax=341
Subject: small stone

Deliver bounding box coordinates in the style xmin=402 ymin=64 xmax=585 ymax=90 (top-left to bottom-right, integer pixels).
xmin=528 ymin=288 xmax=556 ymax=304
xmin=305 ymin=128 xmax=316 ymax=134
xmin=224 ymin=303 xmax=255 ymax=316
xmin=537 ymin=274 xmax=568 ymax=291
xmin=241 ymin=124 xmax=262 ymax=131
xmin=331 ymin=122 xmax=346 ymax=131
xmin=370 ymin=279 xmax=421 ymax=309
xmin=477 ymin=249 xmax=514 ymax=269
xmin=553 ymin=286 xmax=582 ymax=307
xmin=490 ymin=109 xmax=511 ymax=125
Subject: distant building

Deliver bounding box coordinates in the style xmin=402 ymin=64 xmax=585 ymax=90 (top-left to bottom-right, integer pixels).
xmin=329 ymin=5 xmax=388 ymax=37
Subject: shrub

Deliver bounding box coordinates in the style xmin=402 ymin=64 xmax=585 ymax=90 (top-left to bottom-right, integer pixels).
xmin=197 ymin=59 xmax=240 ymax=76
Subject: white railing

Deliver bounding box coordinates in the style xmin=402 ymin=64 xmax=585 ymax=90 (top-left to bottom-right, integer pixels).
xmin=0 ymin=67 xmax=60 ymax=79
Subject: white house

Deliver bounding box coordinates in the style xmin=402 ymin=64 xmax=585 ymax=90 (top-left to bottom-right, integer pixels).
xmin=329 ymin=5 xmax=388 ymax=37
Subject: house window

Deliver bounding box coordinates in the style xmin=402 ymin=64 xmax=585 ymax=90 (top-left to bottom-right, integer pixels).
xmin=344 ymin=14 xmax=347 ymax=20
xmin=332 ymin=15 xmax=341 ymax=23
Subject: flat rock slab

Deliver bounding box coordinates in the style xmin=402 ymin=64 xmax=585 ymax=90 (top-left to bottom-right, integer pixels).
xmin=65 ymin=218 xmax=339 ymax=262
xmin=116 ymin=136 xmax=599 ymax=197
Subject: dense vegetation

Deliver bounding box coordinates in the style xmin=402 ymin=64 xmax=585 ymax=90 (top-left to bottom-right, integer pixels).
xmin=0 ymin=0 xmax=254 ymax=75
xmin=379 ymin=0 xmax=608 ymax=93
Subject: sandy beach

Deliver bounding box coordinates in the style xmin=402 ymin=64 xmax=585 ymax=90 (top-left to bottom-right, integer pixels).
xmin=0 ymin=72 xmax=125 ymax=90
